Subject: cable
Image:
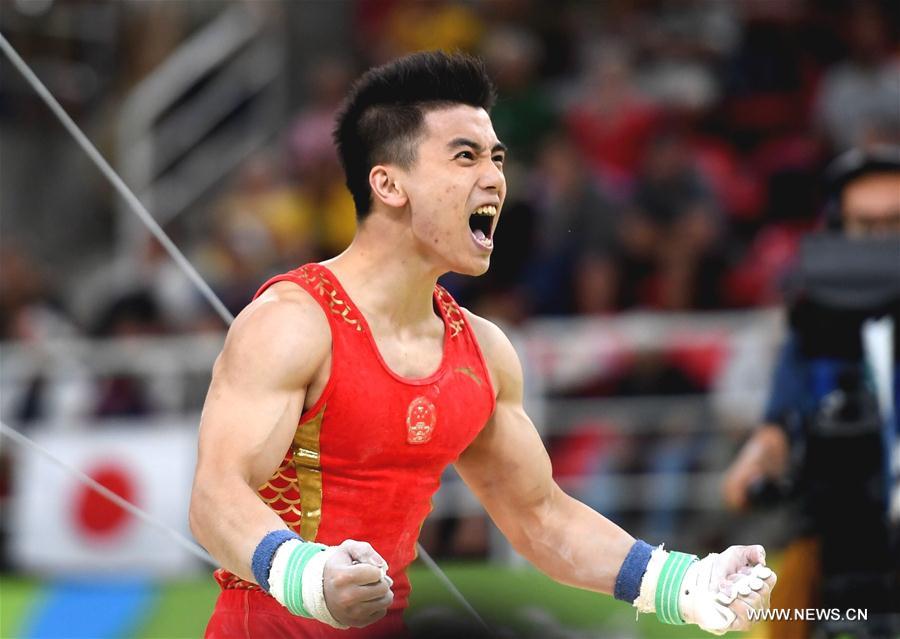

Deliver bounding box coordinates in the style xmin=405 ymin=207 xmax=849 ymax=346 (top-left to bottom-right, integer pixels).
xmin=0 ymin=420 xmax=217 ymax=567
xmin=415 ymin=540 xmax=492 ymax=630
xmin=0 ymin=31 xmax=493 ymax=634
xmin=0 ymin=33 xmax=234 ymax=327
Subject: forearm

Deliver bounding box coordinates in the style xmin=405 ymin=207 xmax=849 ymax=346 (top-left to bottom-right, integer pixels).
xmin=503 ymin=485 xmax=635 ymax=594
xmin=189 ymin=475 xmax=289 ymax=583
xmin=495 ymin=485 xmax=774 ymax=634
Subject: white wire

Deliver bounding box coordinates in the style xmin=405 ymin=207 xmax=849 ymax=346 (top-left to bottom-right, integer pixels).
xmin=415 ymin=541 xmax=493 ymax=631
xmin=0 ymin=31 xmax=493 ymax=634
xmin=0 ymin=33 xmax=234 ymax=327
xmin=0 ymin=420 xmax=217 ymax=567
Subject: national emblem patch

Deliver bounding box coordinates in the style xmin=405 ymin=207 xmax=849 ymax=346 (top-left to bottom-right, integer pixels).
xmin=406 ymin=396 xmax=437 ymax=444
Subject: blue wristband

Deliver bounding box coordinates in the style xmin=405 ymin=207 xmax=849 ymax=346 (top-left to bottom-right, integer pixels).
xmin=614 ymin=539 xmax=654 ymax=604
xmin=251 ymin=530 xmax=302 ymax=592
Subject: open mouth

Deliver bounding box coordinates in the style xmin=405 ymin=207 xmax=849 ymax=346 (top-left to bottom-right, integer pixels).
xmin=468 ymin=205 xmax=497 ymax=250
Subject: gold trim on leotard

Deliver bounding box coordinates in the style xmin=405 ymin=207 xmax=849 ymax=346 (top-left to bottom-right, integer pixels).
xmin=296 ymin=266 xmax=363 ymax=332
xmin=257 ymin=459 xmax=302 ymax=532
xmin=434 ymin=286 xmax=464 ymax=338
xmin=293 ymin=404 xmax=326 ymax=541
xmin=454 ymin=366 xmax=483 ymax=386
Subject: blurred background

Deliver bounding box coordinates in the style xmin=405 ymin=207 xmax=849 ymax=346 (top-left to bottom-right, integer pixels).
xmin=0 ymin=0 xmax=898 ymax=637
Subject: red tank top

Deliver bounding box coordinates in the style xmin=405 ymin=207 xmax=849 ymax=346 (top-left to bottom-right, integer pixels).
xmin=215 ymin=263 xmax=495 ymax=612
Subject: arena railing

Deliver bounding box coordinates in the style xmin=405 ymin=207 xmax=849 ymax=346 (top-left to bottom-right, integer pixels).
xmin=116 ymin=3 xmax=286 ymax=253
xmin=0 ymin=308 xmax=786 ymax=561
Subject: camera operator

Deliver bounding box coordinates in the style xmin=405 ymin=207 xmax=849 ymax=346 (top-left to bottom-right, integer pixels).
xmin=723 ymin=146 xmax=900 ymax=639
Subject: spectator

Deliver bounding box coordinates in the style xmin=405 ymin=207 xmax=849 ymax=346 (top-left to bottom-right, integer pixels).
xmin=565 ymin=43 xmax=663 ymax=189
xmin=0 ymin=243 xmax=89 ymax=424
xmin=482 ymin=27 xmax=558 ymax=163
xmin=722 ymin=147 xmax=900 ymax=639
xmin=91 ymin=290 xmax=162 ymax=418
xmin=618 ymin=129 xmax=726 ymax=310
xmin=814 ymin=1 xmax=900 ymax=152
xmin=526 ymin=133 xmax=620 ymax=315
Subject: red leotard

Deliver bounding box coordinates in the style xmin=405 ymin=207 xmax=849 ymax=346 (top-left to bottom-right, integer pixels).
xmin=205 ymin=264 xmax=495 ymax=638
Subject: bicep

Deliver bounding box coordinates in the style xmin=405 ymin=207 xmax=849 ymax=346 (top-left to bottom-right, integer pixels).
xmin=197 ymin=354 xmax=305 ymax=489
xmin=195 ymin=294 xmax=327 ymax=489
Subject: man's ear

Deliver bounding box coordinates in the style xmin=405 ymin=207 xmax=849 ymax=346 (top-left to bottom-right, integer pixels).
xmin=369 ymin=165 xmax=408 ymax=209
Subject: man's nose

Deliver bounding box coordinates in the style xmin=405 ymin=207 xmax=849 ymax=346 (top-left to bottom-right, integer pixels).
xmin=478 ymin=161 xmax=505 ymax=192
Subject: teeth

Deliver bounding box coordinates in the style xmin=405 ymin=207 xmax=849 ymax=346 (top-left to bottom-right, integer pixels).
xmin=472 ymin=205 xmax=497 ymax=216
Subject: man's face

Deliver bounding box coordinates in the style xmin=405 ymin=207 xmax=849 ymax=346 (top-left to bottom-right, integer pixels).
xmin=400 ymin=105 xmax=507 ymax=276
xmin=841 ymin=173 xmax=900 ymax=238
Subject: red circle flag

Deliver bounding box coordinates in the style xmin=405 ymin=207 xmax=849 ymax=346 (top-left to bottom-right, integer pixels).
xmin=73 ymin=463 xmax=137 ymax=540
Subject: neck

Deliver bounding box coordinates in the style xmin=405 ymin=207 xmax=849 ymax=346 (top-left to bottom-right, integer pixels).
xmin=322 ymin=212 xmax=443 ymax=327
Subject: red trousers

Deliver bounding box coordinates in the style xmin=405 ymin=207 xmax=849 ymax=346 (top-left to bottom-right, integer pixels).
xmin=205 ymin=589 xmax=410 ymax=639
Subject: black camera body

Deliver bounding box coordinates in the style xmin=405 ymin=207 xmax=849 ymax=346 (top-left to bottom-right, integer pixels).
xmin=777 ymin=233 xmax=900 ymax=626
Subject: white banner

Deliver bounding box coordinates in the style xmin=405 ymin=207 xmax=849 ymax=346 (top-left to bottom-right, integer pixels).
xmin=10 ymin=419 xmax=201 ymax=576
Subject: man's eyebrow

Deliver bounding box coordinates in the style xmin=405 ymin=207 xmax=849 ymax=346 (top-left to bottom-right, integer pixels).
xmin=447 ymin=138 xmax=508 ymax=155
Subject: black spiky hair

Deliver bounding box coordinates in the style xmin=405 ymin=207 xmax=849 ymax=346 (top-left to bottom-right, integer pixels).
xmin=333 ymin=50 xmax=497 ymax=219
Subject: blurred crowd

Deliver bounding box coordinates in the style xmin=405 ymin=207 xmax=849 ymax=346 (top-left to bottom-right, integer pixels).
xmin=2 ymin=1 xmax=897 ymax=582
xmin=4 ymin=0 xmax=900 ymax=334
xmin=196 ymin=0 xmax=900 ymax=326
xmin=1 ymin=0 xmax=898 ymax=420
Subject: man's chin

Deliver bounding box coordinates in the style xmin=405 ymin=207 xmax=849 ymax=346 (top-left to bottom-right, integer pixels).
xmin=457 ymin=257 xmax=491 ymax=277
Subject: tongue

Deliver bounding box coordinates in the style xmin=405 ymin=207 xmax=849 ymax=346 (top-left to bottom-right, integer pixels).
xmin=473 ymin=229 xmax=487 ymax=241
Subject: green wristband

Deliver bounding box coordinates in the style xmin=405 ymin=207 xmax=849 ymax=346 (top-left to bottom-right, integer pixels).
xmin=283 ymin=542 xmax=327 ymax=618
xmin=655 ymin=551 xmax=697 ymax=625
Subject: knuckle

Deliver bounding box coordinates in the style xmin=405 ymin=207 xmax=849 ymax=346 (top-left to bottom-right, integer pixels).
xmin=338 ymin=592 xmax=356 ymax=609
xmin=332 ymin=572 xmax=350 ymax=587
xmin=365 ymin=566 xmax=382 ymax=581
xmin=350 ymin=565 xmax=377 ymax=583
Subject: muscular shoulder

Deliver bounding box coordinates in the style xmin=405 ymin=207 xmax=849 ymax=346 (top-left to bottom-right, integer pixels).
xmin=219 ymin=280 xmax=331 ymax=389
xmin=462 ymin=309 xmax=523 ymax=401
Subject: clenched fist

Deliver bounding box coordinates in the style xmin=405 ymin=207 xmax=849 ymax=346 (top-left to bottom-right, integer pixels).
xmin=323 ymin=539 xmax=394 ymax=628
xmin=681 ymin=545 xmax=777 ymax=635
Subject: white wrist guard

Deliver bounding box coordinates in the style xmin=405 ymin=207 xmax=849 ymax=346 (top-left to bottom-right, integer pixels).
xmin=633 ymin=545 xmax=669 ymax=614
xmin=633 ymin=546 xmax=698 ymax=624
xmin=643 ymin=550 xmax=771 ymax=636
xmin=633 ymin=545 xmax=773 ymax=635
xmin=269 ymin=540 xmax=348 ymax=629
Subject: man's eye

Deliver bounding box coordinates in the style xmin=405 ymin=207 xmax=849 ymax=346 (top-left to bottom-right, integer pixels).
xmin=455 ymin=151 xmax=475 ymax=160
xmin=493 ymin=155 xmax=505 ymax=165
